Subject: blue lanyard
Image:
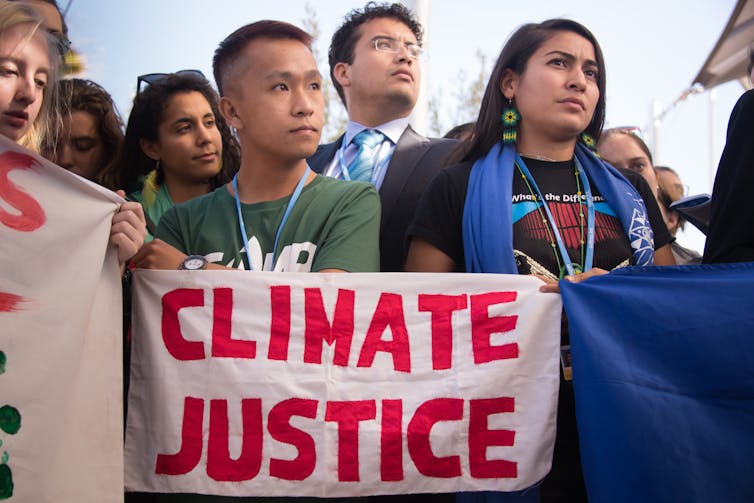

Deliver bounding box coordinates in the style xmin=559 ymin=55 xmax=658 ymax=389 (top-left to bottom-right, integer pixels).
xmin=232 ymin=166 xmax=310 ymax=271
xmin=335 ymin=134 xmax=393 ymax=185
xmin=514 ymin=154 xmax=595 ymax=276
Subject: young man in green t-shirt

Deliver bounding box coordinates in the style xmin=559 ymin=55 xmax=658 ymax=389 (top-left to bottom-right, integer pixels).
xmin=128 ymin=23 xmax=377 ymax=502
xmin=132 ymin=20 xmax=380 ymax=273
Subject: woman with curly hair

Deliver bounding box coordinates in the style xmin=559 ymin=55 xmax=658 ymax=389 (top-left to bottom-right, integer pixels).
xmin=104 ymin=71 xmax=240 ymax=239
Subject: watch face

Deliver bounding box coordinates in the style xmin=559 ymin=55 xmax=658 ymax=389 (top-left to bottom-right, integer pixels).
xmin=182 ymin=256 xmax=207 ymax=270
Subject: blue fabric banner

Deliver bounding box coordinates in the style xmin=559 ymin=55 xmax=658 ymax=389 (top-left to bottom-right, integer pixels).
xmin=560 ymin=263 xmax=754 ymax=502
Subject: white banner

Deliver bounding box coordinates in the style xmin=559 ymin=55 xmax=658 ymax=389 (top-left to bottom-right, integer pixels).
xmin=0 ymin=137 xmax=124 ymax=502
xmin=125 ymin=270 xmax=562 ymax=497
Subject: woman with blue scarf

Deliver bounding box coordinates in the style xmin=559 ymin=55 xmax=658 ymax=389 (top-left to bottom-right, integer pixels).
xmin=405 ymin=19 xmax=674 ymax=503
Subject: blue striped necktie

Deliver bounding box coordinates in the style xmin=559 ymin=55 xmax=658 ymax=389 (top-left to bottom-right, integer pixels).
xmin=348 ymin=129 xmax=385 ymax=183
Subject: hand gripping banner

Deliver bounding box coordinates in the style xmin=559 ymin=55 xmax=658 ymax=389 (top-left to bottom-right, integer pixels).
xmin=0 ymin=137 xmax=124 ymax=502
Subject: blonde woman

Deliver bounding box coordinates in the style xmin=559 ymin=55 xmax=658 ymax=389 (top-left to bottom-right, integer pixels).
xmin=0 ymin=0 xmax=145 ymax=265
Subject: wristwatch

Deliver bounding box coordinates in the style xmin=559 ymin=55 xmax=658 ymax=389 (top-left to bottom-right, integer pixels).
xmin=179 ymin=255 xmax=208 ymax=270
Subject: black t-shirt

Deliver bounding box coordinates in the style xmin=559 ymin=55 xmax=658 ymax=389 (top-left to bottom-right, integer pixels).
xmin=408 ymin=157 xmax=672 ymax=276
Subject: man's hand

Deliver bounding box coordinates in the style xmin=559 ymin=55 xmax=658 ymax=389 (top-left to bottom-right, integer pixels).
xmin=132 ymin=239 xmax=187 ymax=270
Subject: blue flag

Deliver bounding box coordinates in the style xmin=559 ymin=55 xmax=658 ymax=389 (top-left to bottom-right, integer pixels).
xmin=560 ymin=263 xmax=754 ymax=502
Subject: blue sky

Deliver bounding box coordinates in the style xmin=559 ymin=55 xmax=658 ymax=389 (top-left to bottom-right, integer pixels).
xmin=64 ymin=0 xmax=744 ymax=251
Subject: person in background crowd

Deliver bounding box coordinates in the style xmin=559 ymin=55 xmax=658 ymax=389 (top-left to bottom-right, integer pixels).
xmin=11 ymin=0 xmax=69 ymax=58
xmin=654 ymin=166 xmax=701 ymax=264
xmin=405 ymin=18 xmax=674 ymax=503
xmin=597 ymin=127 xmax=661 ymax=198
xmin=44 ymin=78 xmax=124 ymax=184
xmin=655 ymin=164 xmax=686 ymax=201
xmin=0 ymin=0 xmax=145 ymax=266
xmin=308 ymin=1 xmax=456 ymax=272
xmin=598 ymin=132 xmax=707 ymax=262
xmin=100 ymin=72 xmax=240 ymax=240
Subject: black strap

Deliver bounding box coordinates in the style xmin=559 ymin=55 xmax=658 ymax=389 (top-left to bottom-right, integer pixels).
xmin=144 ymin=213 xmax=158 ymax=237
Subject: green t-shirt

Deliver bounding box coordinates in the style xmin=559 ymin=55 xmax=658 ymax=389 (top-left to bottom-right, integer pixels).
xmin=156 ymin=175 xmax=380 ymax=273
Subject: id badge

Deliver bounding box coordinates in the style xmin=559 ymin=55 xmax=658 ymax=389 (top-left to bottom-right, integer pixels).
xmin=560 ymin=344 xmax=573 ymax=381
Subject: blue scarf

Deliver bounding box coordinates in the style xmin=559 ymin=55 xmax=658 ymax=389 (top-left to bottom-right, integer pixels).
xmin=462 ymin=141 xmax=655 ymax=274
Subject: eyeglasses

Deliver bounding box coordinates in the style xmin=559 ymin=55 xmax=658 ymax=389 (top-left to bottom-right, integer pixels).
xmin=372 ymin=36 xmax=422 ymax=59
xmin=664 ymin=182 xmax=689 ymax=198
xmin=136 ymin=69 xmax=207 ymax=94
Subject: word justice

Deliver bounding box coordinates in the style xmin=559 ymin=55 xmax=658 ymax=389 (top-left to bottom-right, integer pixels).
xmin=162 ymin=286 xmax=521 ymax=371
xmin=156 ymin=395 xmax=518 ymax=482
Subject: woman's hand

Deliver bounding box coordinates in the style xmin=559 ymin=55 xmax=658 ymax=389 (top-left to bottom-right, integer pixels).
xmin=132 ymin=239 xmax=187 ymax=270
xmin=111 ymin=190 xmax=147 ymax=265
xmin=535 ymin=267 xmax=609 ymax=293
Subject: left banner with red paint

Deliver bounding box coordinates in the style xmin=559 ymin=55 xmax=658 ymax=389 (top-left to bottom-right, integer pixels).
xmin=0 ymin=136 xmax=124 ymax=502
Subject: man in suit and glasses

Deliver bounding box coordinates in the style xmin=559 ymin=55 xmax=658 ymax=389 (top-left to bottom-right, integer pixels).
xmin=308 ymin=2 xmax=455 ymax=272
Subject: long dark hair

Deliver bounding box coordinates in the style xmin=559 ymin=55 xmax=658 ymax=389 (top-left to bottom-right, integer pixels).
xmin=453 ymin=18 xmax=606 ymax=164
xmin=104 ymin=73 xmax=240 ymax=191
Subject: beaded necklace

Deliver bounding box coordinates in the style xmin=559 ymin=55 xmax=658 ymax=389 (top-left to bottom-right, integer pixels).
xmin=514 ymin=154 xmax=595 ymax=278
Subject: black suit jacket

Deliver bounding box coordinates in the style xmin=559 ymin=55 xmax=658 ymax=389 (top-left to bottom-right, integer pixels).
xmin=308 ymin=126 xmax=456 ymax=271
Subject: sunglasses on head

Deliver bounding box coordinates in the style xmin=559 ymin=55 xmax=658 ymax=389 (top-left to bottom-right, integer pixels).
xmin=612 ymin=126 xmax=645 ymax=139
xmin=45 ymin=28 xmax=70 ymax=57
xmin=136 ymin=69 xmax=206 ymax=94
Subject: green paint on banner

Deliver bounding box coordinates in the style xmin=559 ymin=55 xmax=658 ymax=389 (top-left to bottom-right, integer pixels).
xmin=0 ymin=352 xmax=17 ymax=500
xmin=0 ymin=463 xmax=12 ymax=499
xmin=0 ymin=407 xmax=19 ymax=435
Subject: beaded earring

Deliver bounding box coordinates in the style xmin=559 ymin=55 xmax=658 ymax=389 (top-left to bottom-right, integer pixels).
xmin=580 ymin=132 xmax=597 ymax=152
xmin=501 ymin=99 xmax=520 ymax=144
